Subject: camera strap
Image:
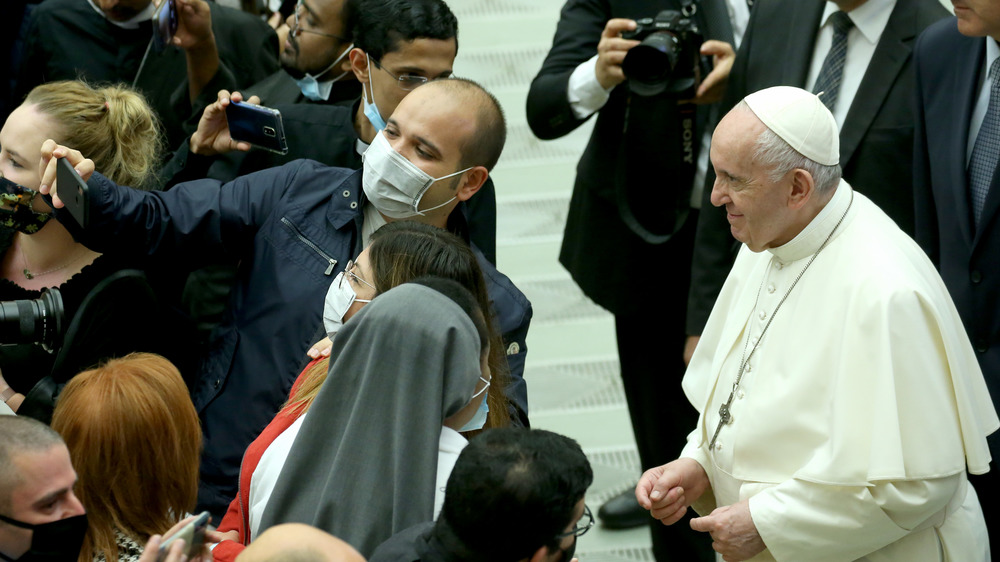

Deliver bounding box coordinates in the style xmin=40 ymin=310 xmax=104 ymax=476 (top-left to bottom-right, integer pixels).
xmin=613 ymin=94 xmax=698 ymax=244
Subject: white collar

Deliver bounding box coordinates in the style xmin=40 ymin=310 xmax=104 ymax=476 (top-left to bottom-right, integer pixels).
xmin=820 ymin=0 xmax=895 ymax=46
xmin=87 ymin=0 xmax=157 ymax=29
xmin=439 ymin=426 xmax=469 ymax=454
xmin=768 ymin=179 xmax=853 ymax=263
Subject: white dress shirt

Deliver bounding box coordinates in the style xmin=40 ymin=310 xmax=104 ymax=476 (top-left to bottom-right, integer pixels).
xmin=966 ymin=39 xmax=1000 ymax=164
xmin=565 ymin=0 xmax=751 ymax=207
xmin=805 ymin=0 xmax=896 ymax=128
xmin=248 ymin=414 xmax=307 ymax=541
xmin=434 ymin=427 xmax=469 ymax=518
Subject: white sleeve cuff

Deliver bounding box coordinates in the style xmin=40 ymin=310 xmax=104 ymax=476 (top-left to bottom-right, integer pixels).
xmin=567 ymin=55 xmax=613 ymax=119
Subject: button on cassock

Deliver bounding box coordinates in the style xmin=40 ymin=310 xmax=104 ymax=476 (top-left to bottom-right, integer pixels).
xmin=767 ymin=284 xmax=776 ymax=294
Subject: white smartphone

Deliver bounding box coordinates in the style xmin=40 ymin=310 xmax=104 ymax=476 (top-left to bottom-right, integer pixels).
xmin=157 ymin=511 xmax=210 ymax=561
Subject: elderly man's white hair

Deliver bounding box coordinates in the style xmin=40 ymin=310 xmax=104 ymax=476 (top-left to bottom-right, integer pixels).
xmin=734 ymin=100 xmax=843 ymax=194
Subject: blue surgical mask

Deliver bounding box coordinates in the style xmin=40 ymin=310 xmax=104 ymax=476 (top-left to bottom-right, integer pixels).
xmin=459 ymin=376 xmax=491 ymax=432
xmin=295 ymin=43 xmax=354 ymax=101
xmin=363 ymin=52 xmax=387 ymax=131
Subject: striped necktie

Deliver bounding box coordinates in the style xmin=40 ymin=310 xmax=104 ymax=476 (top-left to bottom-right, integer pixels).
xmin=812 ymin=11 xmax=854 ymax=112
xmin=968 ymin=56 xmax=1000 ymax=228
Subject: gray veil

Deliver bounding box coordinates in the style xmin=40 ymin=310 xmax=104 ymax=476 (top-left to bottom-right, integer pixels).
xmin=257 ymin=283 xmax=482 ymax=556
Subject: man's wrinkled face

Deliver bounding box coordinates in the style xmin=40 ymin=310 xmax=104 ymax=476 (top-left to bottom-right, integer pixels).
xmin=709 ymin=108 xmax=799 ymax=252
xmin=953 ymin=0 xmax=1000 ymax=39
xmin=281 ymin=0 xmax=352 ymax=77
xmin=94 ymin=0 xmax=151 ymax=22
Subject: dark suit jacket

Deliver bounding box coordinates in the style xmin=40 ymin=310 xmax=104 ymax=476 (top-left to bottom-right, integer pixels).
xmin=685 ymin=0 xmax=949 ymax=334
xmin=914 ymin=17 xmax=1000 ymax=451
xmin=525 ymin=0 xmax=734 ymax=317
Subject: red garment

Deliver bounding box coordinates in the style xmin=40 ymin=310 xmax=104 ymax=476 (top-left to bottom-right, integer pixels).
xmin=212 ymin=358 xmax=322 ymax=561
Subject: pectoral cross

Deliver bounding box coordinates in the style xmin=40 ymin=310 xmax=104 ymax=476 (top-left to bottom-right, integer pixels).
xmin=708 ymin=399 xmax=733 ymax=450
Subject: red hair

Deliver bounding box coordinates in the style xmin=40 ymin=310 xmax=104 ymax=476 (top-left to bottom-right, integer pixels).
xmin=51 ymin=353 xmax=201 ymax=562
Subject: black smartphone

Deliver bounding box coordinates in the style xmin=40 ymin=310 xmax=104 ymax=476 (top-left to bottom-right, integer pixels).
xmin=152 ymin=0 xmax=178 ymax=52
xmin=56 ymin=158 xmax=89 ymax=229
xmin=157 ymin=511 xmax=210 ymax=561
xmin=225 ymin=100 xmax=289 ymax=155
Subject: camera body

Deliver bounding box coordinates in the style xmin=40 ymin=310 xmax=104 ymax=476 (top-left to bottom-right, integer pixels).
xmin=621 ymin=10 xmax=705 ymax=98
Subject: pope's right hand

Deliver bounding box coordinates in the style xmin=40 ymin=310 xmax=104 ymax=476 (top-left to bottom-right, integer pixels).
xmin=595 ymin=18 xmax=640 ymax=89
xmin=190 ymin=89 xmax=261 ymax=156
xmin=636 ymin=458 xmax=710 ymax=525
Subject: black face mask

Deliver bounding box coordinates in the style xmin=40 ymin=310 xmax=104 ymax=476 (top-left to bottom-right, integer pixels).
xmin=0 ymin=513 xmax=88 ymax=562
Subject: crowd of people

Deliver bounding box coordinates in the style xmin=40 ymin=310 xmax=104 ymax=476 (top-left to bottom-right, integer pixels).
xmin=1 ymin=0 xmax=999 ymax=561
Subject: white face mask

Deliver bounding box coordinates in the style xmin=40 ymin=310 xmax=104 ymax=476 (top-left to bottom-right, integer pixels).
xmin=323 ymin=270 xmax=373 ymax=336
xmin=362 ymin=130 xmax=471 ymax=219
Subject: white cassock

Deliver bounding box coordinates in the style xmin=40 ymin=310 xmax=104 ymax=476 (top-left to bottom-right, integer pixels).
xmin=682 ymin=180 xmax=999 ymax=561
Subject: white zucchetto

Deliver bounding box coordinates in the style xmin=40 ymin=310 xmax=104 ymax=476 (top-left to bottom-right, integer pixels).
xmin=743 ymin=86 xmax=840 ymax=166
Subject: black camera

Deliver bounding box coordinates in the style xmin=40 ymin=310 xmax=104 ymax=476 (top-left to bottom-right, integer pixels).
xmin=0 ymin=288 xmax=64 ymax=352
xmin=621 ymin=10 xmax=705 ymax=98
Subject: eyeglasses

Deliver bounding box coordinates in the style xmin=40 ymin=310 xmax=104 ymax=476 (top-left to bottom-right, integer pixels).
xmin=292 ymin=0 xmax=348 ymax=41
xmin=554 ymin=505 xmax=594 ymax=539
xmin=338 ymin=260 xmax=376 ymax=292
xmin=370 ymin=58 xmax=434 ymax=91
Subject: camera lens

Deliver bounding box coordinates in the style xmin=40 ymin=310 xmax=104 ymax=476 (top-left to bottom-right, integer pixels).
xmin=622 ymin=31 xmax=680 ymax=88
xmin=0 ymin=288 xmax=64 ymax=350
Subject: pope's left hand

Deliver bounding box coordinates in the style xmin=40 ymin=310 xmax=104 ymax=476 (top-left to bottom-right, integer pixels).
xmin=690 ymin=499 xmax=765 ymax=562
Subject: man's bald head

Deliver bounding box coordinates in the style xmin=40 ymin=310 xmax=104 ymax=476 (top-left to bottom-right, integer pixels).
xmin=416 ymin=78 xmax=507 ymax=171
xmin=236 ymin=523 xmax=365 ymax=562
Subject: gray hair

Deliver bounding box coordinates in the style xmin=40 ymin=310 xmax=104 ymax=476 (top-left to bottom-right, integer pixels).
xmin=0 ymin=416 xmax=65 ymax=512
xmin=736 ymin=100 xmax=842 ymax=194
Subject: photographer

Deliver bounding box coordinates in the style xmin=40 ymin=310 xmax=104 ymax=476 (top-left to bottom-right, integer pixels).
xmin=525 ymin=1 xmax=744 ymax=560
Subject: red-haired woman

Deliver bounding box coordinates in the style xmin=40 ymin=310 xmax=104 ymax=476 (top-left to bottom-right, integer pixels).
xmin=51 ymin=353 xmax=202 ymax=562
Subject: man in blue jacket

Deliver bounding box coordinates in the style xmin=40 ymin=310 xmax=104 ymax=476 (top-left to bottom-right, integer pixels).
xmin=37 ymin=77 xmax=532 ymax=520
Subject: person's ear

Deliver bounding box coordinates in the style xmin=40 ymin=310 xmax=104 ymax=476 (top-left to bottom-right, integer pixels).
xmin=787 ymin=168 xmax=815 ymax=210
xmin=349 ymin=48 xmax=369 ymax=85
xmin=455 ymin=167 xmax=489 ymax=202
xmin=338 ymin=45 xmax=355 ymax=76
xmin=527 ymin=545 xmax=553 ymax=562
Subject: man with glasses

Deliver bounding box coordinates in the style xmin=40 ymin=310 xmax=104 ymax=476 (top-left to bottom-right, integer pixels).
xmin=370 ymin=428 xmax=594 ymax=562
xmin=38 ymin=76 xmax=530 ymax=525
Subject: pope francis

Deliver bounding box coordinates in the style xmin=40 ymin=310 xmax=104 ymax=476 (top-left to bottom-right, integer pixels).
xmin=636 ymin=86 xmax=999 ymax=562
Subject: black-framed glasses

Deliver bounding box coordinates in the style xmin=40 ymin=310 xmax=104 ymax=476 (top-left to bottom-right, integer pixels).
xmin=554 ymin=505 xmax=594 ymax=539
xmin=292 ymin=0 xmax=348 ymax=41
xmin=370 ymin=57 xmax=432 ymax=91
xmin=338 ymin=260 xmax=376 ymax=292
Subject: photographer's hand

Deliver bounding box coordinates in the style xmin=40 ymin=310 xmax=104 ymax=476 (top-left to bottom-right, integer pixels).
xmin=190 ymin=90 xmax=261 ymax=156
xmin=690 ymin=40 xmax=735 ymax=105
xmin=0 ymin=369 xmax=25 ymax=412
xmin=595 ymin=19 xmax=640 ymax=89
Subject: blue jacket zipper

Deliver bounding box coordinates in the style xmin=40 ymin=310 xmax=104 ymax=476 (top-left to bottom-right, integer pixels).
xmin=280 ymin=217 xmax=337 ymax=275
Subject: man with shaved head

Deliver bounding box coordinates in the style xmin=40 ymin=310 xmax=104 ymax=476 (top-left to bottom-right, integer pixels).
xmin=0 ymin=416 xmax=87 ymax=561
xmin=236 ymin=524 xmax=364 ymax=562
xmin=636 ymin=86 xmax=998 ymax=561
xmin=37 ymin=77 xmax=531 ymax=521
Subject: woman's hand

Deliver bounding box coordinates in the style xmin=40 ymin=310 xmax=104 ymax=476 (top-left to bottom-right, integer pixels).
xmin=0 ymin=368 xmax=24 ymax=412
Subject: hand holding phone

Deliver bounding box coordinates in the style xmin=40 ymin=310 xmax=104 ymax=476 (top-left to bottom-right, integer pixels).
xmin=225 ymin=100 xmax=289 ymax=155
xmin=156 ymin=512 xmax=210 ymax=562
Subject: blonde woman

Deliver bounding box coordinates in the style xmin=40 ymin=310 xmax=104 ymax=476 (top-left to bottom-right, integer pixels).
xmin=0 ymin=80 xmax=175 ymax=421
